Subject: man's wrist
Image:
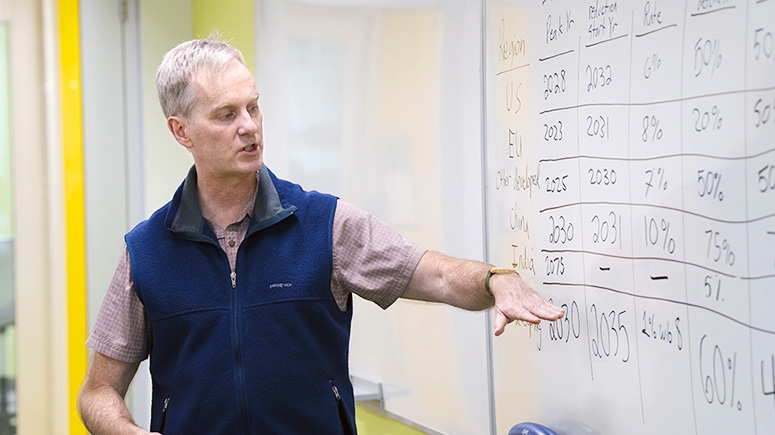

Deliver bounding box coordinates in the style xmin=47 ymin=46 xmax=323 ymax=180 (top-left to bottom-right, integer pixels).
xmin=484 ymin=267 xmax=519 ymax=297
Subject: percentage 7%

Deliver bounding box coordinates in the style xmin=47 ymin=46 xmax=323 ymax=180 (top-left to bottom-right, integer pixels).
xmin=644 ymin=168 xmax=667 ymax=196
xmin=697 ymin=169 xmax=724 ymax=201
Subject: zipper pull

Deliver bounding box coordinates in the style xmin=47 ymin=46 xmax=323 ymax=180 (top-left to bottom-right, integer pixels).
xmin=332 ymin=384 xmax=341 ymax=401
xmin=159 ymin=397 xmax=170 ymax=433
xmin=231 ymin=271 xmax=237 ymax=288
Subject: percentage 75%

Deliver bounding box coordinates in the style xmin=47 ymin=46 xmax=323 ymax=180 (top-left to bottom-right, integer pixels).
xmin=705 ymin=229 xmax=735 ymax=267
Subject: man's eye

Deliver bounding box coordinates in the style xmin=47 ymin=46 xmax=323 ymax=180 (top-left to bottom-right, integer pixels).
xmin=221 ymin=112 xmax=234 ymax=120
xmin=248 ymin=105 xmax=259 ymax=113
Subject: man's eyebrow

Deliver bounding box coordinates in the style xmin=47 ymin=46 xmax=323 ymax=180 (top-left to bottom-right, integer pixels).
xmin=208 ymin=92 xmax=260 ymax=115
xmin=209 ymin=103 xmax=237 ymax=116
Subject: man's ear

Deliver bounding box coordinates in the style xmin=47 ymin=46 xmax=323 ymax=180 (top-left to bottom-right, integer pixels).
xmin=168 ymin=116 xmax=193 ymax=149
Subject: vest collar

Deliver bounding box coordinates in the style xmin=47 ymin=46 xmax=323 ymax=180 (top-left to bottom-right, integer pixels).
xmin=169 ymin=165 xmax=295 ymax=236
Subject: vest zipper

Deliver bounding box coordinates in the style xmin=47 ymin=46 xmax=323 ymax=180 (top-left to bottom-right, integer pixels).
xmin=230 ymin=268 xmax=250 ymax=434
xmin=332 ymin=384 xmax=340 ymax=400
xmin=331 ymin=380 xmax=354 ymax=435
xmin=159 ymin=396 xmax=169 ymax=433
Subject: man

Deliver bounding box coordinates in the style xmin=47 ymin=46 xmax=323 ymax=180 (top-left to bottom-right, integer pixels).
xmin=77 ymin=37 xmax=564 ymax=435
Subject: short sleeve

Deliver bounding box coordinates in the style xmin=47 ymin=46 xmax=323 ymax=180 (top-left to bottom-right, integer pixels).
xmin=85 ymin=245 xmax=151 ymax=363
xmin=330 ymin=200 xmax=426 ymax=310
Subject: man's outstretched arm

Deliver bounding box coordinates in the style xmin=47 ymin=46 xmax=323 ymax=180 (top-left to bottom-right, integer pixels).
xmin=401 ymin=251 xmax=564 ymax=335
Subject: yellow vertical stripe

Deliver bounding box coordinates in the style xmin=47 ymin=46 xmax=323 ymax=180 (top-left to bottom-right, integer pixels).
xmin=59 ymin=0 xmax=87 ymax=433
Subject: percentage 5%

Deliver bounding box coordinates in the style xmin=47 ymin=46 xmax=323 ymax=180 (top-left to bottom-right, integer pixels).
xmin=697 ymin=169 xmax=724 ymax=201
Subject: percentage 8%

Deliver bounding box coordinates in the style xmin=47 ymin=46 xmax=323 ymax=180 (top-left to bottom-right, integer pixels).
xmin=642 ymin=115 xmax=663 ymax=142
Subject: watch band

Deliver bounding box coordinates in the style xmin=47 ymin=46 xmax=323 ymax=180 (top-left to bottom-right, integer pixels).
xmin=484 ymin=267 xmax=519 ymax=297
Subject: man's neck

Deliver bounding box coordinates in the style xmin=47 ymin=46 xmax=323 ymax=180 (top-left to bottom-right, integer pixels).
xmin=197 ymin=172 xmax=257 ymax=229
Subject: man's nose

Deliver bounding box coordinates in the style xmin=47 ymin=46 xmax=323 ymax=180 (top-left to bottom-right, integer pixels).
xmin=237 ymin=110 xmax=260 ymax=136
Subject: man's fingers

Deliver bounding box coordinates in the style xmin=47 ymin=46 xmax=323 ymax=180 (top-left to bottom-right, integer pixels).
xmin=493 ymin=309 xmax=539 ymax=336
xmin=537 ymin=301 xmax=565 ymax=320
xmin=492 ymin=301 xmax=565 ymax=336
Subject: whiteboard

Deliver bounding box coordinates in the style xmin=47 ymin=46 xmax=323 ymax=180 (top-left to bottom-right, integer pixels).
xmin=484 ymin=0 xmax=775 ymax=434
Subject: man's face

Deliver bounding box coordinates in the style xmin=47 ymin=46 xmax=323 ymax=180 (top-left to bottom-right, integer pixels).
xmin=183 ymin=58 xmax=263 ymax=181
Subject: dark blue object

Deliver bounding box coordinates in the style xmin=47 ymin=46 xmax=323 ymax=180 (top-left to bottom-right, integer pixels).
xmin=509 ymin=422 xmax=560 ymax=435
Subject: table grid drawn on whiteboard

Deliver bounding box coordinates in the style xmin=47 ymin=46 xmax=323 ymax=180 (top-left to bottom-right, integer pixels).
xmin=485 ymin=1 xmax=775 ymax=434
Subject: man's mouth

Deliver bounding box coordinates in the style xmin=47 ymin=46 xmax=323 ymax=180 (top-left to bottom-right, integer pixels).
xmin=243 ymin=144 xmax=256 ymax=151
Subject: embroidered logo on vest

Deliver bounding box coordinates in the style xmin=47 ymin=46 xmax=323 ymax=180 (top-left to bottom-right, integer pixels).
xmin=269 ymin=282 xmax=292 ymax=289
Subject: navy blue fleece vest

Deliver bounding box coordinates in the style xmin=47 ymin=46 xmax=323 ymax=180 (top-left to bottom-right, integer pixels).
xmin=126 ymin=167 xmax=355 ymax=434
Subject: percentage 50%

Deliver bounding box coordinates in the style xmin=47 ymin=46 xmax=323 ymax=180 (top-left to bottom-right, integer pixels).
xmin=697 ymin=169 xmax=724 ymax=201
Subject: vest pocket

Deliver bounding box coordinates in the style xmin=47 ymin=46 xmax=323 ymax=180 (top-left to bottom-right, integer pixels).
xmin=330 ymin=380 xmax=354 ymax=435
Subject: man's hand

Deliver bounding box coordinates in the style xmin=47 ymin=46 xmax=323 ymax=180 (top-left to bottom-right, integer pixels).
xmin=487 ymin=271 xmax=564 ymax=335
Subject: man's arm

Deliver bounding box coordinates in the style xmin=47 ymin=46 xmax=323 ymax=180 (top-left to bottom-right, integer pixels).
xmin=77 ymin=351 xmax=155 ymax=435
xmin=401 ymin=251 xmax=564 ymax=335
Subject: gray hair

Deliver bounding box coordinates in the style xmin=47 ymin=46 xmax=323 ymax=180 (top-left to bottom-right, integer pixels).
xmin=154 ymin=36 xmax=247 ymax=119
